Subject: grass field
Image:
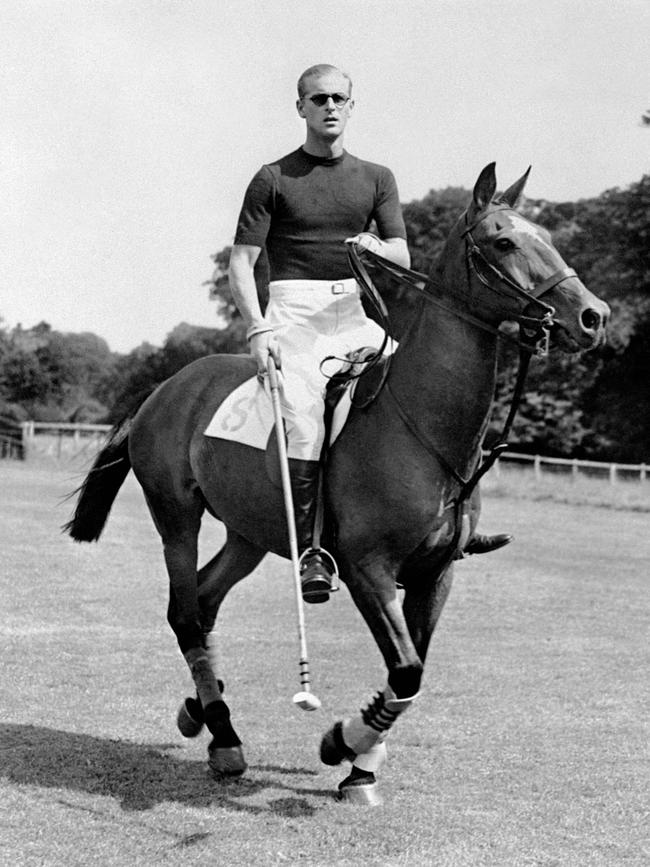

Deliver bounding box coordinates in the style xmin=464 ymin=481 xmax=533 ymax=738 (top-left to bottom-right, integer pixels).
xmin=1 ymin=460 xmax=648 ymax=866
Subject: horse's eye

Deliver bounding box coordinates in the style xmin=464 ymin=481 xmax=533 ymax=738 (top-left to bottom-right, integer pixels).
xmin=494 ymin=237 xmax=515 ymax=252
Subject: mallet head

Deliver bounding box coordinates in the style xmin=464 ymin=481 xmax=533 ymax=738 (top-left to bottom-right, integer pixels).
xmin=293 ymin=691 xmax=321 ymax=711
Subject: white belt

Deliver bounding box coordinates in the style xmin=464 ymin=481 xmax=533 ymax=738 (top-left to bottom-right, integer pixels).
xmin=269 ymin=278 xmax=358 ymax=295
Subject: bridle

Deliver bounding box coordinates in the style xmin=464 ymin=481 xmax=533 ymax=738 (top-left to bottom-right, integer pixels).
xmin=461 ymin=205 xmax=579 ymax=354
xmin=350 ymin=205 xmax=579 ymax=360
xmin=345 ymin=206 xmax=583 ymax=564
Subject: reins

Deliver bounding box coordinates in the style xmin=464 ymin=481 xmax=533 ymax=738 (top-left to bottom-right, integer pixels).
xmin=345 ymin=210 xmax=572 ymax=558
xmin=347 ymin=242 xmax=533 ymax=488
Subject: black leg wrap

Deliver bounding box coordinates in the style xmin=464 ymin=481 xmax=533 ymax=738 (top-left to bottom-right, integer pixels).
xmin=186 ymin=696 xmax=204 ymax=725
xmin=320 ymin=720 xmax=357 ymax=766
xmin=177 ymin=695 xmax=206 ymax=738
xmin=204 ymin=699 xmax=241 ymax=748
xmin=388 ymin=665 xmax=422 ymax=700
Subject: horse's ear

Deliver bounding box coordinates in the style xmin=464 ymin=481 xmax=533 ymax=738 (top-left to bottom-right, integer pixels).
xmin=499 ymin=166 xmax=532 ymax=208
xmin=472 ymin=162 xmax=498 ymax=211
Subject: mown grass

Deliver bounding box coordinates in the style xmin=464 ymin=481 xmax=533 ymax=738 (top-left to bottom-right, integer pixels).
xmin=484 ymin=461 xmax=650 ymax=513
xmin=1 ymin=460 xmax=648 ymax=866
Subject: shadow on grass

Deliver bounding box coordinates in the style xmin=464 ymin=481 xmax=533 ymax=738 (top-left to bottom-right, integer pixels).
xmin=0 ymin=723 xmax=334 ymax=817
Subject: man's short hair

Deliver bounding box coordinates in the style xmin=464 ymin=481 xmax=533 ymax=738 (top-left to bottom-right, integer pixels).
xmin=297 ymin=64 xmax=352 ymax=97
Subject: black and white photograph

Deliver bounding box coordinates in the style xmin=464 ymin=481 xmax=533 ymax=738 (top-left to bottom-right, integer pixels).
xmin=1 ymin=1 xmax=648 ymax=864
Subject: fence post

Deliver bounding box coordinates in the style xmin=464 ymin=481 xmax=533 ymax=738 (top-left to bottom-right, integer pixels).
xmin=609 ymin=463 xmax=617 ymax=485
xmin=21 ymin=421 xmax=35 ymax=459
xmin=534 ymin=454 xmax=542 ymax=481
xmin=571 ymin=458 xmax=578 ymax=483
xmin=641 ymin=464 xmax=647 ymax=482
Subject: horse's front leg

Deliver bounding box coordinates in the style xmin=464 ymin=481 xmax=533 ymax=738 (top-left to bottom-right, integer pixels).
xmin=401 ymin=564 xmax=454 ymax=664
xmin=320 ymin=556 xmax=424 ymax=804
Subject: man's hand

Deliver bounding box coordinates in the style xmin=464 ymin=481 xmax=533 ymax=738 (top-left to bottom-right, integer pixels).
xmin=345 ymin=234 xmax=410 ymax=268
xmin=248 ymin=326 xmax=281 ymax=376
xmin=345 ymin=232 xmax=383 ymax=255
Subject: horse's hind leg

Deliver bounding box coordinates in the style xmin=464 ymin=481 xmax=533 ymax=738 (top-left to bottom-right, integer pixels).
xmin=197 ymin=529 xmax=266 ymax=635
xmin=173 ymin=529 xmax=266 ymax=777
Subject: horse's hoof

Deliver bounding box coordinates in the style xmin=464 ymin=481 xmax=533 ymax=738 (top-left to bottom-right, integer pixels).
xmin=177 ymin=697 xmax=204 ymax=738
xmin=208 ymin=745 xmax=247 ymax=778
xmin=337 ymin=779 xmax=383 ymax=806
xmin=336 ymin=766 xmax=382 ymax=806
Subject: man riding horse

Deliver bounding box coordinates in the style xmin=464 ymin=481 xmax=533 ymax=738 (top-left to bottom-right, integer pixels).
xmin=223 ymin=63 xmax=510 ymax=602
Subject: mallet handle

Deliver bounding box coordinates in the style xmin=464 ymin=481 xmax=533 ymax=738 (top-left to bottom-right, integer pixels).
xmin=267 ymin=357 xmax=313 ymax=691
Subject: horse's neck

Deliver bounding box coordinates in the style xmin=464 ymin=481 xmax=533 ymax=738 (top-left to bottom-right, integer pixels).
xmin=389 ymin=299 xmax=498 ymax=477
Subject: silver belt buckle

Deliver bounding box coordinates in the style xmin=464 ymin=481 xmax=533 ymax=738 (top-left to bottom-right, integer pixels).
xmin=331 ymin=282 xmax=346 ymax=294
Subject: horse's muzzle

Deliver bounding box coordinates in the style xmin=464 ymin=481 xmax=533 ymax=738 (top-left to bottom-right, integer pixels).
xmin=547 ymin=280 xmax=610 ymax=351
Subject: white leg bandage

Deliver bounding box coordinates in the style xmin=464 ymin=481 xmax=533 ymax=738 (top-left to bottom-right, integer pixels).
xmin=342 ymin=685 xmax=420 ymax=761
xmin=352 ymin=740 xmax=388 ymax=773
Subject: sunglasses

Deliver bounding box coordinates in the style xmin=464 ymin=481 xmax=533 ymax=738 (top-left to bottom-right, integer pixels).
xmin=304 ymin=92 xmax=350 ymax=108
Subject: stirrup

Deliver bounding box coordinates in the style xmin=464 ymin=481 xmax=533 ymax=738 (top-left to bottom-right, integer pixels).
xmin=299 ymin=547 xmax=340 ymax=603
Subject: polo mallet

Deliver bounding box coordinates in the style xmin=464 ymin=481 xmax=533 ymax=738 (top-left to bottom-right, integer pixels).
xmin=266 ymin=355 xmax=321 ymax=712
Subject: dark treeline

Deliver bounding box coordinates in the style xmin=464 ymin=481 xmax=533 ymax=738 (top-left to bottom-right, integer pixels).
xmin=2 ymin=174 xmax=648 ymax=461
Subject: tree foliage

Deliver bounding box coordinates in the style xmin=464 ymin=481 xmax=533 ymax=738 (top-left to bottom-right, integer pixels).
xmin=106 ymin=321 xmax=247 ymax=422
xmin=0 ymin=322 xmax=116 ymax=422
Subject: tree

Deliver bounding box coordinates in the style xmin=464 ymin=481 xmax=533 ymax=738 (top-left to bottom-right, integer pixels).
xmin=0 ymin=322 xmax=117 ymax=422
xmin=106 ymin=322 xmax=248 ymax=422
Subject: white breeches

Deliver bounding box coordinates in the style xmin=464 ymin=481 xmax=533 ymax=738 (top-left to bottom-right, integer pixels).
xmin=265 ymin=279 xmax=393 ymax=461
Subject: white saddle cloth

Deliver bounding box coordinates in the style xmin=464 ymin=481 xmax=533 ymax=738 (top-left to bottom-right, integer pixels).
xmin=203 ymin=372 xmax=355 ymax=460
xmin=204 ymin=278 xmax=393 ymax=460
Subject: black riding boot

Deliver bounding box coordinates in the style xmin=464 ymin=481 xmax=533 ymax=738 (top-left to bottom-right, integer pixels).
xmin=455 ymin=532 xmax=513 ymax=559
xmin=290 ymin=460 xmax=336 ymax=604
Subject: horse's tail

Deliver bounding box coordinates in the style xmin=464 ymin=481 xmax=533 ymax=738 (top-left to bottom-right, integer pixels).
xmin=64 ymin=415 xmax=133 ymax=542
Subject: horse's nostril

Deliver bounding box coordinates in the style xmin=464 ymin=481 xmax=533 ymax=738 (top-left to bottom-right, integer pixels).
xmin=582 ymin=309 xmax=601 ymax=331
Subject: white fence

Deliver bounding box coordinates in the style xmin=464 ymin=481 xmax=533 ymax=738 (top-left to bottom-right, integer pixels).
xmin=493 ymin=451 xmax=649 ymax=485
xmin=10 ymin=424 xmax=650 ymax=484
xmin=20 ymin=421 xmax=112 ymax=459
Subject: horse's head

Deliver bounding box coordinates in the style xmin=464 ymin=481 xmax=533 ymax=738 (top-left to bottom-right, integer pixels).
xmin=441 ymin=163 xmax=609 ymax=352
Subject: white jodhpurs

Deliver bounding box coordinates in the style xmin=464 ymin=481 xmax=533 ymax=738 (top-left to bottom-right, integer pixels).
xmin=265 ymin=279 xmax=393 ymax=461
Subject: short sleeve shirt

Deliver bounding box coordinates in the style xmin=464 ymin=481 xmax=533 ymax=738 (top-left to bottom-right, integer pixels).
xmin=234 ymin=148 xmax=406 ymax=281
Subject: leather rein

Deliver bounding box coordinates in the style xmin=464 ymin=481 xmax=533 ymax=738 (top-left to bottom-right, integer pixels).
xmin=346 ymin=206 xmax=578 ymax=495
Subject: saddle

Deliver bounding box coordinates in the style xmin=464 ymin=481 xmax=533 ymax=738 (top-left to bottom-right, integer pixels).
xmin=324 ymin=347 xmax=389 ymax=435
xmin=264 ymin=347 xmax=387 ymax=489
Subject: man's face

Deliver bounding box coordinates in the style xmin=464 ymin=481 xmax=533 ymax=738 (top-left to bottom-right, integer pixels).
xmin=297 ymin=71 xmax=354 ymax=140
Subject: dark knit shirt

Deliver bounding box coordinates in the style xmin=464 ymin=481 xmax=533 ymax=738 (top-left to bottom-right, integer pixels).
xmin=234 ymin=148 xmax=406 ymax=281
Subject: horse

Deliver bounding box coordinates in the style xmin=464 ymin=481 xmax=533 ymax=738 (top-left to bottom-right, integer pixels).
xmin=65 ymin=163 xmax=609 ymax=804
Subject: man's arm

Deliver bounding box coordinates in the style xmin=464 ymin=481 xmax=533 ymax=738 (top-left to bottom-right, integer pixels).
xmin=229 ymin=243 xmax=280 ymax=372
xmin=379 ymin=237 xmax=410 ymax=268
xmin=346 ymin=233 xmax=411 ymax=269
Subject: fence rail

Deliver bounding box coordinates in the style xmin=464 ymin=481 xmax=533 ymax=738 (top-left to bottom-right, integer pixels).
xmin=4 ymin=422 xmax=649 ymax=483
xmin=493 ymin=451 xmax=648 ymax=484
xmin=19 ymin=421 xmax=112 ymax=460
xmin=23 ymin=422 xmax=112 ymax=434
